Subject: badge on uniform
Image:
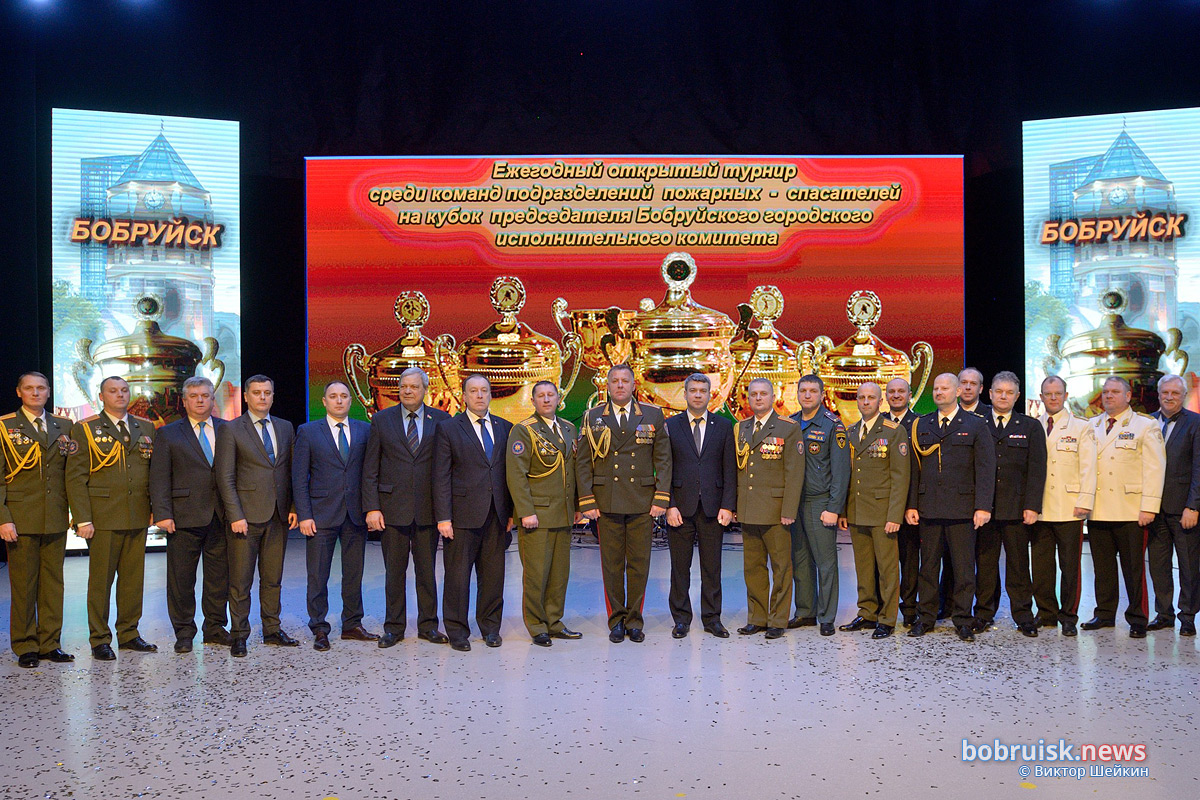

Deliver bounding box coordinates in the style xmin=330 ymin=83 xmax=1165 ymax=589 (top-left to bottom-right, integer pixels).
xmin=808 ymin=441 xmax=821 ymax=454
xmin=635 ymin=424 xmax=656 ymax=444
xmin=898 ymin=441 xmax=908 ymax=457
xmin=137 ymin=434 xmax=153 ymax=459
xmin=57 ymin=434 xmax=78 ymax=456
xmin=835 ymin=429 xmax=847 ymax=449
xmin=761 ymin=436 xmax=784 ymax=459
xmin=511 ymin=440 xmax=525 ymax=455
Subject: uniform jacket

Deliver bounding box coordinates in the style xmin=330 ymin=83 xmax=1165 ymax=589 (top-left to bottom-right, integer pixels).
xmin=1038 ymin=409 xmax=1097 ymax=522
xmin=0 ymin=410 xmax=72 ymax=534
xmin=735 ymin=411 xmax=804 ymax=526
xmin=149 ymin=416 xmax=226 ymax=529
xmin=213 ymin=412 xmax=294 ymax=525
xmin=665 ymin=410 xmax=736 ymax=518
xmin=360 ymin=403 xmax=450 ymax=527
xmin=293 ymin=417 xmax=370 ymax=529
xmin=576 ymin=400 xmax=672 ymax=515
xmin=1091 ymin=407 xmax=1166 ymax=521
xmin=906 ymin=409 xmax=996 ymax=520
xmin=432 ymin=412 xmax=514 ymax=529
xmin=65 ymin=412 xmax=156 ymax=530
xmin=844 ymin=415 xmax=910 ymax=527
xmin=1153 ymin=407 xmax=1200 ymax=516
xmin=506 ymin=415 xmax=578 ymax=529
xmin=988 ymin=411 xmax=1047 ymax=520
xmin=888 ymin=408 xmax=919 ymax=430
xmin=792 ymin=408 xmax=851 ymax=513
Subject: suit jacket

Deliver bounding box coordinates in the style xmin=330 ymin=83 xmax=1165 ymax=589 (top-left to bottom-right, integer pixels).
xmin=293 ymin=417 xmax=370 ymax=529
xmin=1038 ymin=409 xmax=1097 ymax=522
xmin=506 ymin=415 xmax=578 ymax=529
xmin=1091 ymin=407 xmax=1166 ymax=521
xmin=906 ymin=409 xmax=995 ymax=520
xmin=214 ymin=412 xmax=294 ymax=525
xmin=665 ymin=410 xmax=736 ymax=518
xmin=0 ymin=410 xmax=71 ymax=534
xmin=735 ymin=411 xmax=804 ymax=526
xmin=844 ymin=416 xmax=910 ymax=527
xmin=987 ymin=411 xmax=1047 ymax=520
xmin=65 ymin=413 xmax=156 ymax=530
xmin=149 ymin=416 xmax=226 ymax=529
xmin=575 ymin=399 xmax=672 ymax=514
xmin=361 ymin=404 xmax=448 ymax=528
xmin=1154 ymin=408 xmax=1200 ymax=516
xmin=433 ymin=412 xmax=514 ymax=529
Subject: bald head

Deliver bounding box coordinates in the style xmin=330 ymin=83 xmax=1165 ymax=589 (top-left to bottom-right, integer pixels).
xmin=932 ymin=372 xmax=960 ymax=411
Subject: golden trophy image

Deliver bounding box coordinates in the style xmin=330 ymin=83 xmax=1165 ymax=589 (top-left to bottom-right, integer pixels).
xmin=343 ymin=291 xmax=459 ymax=418
xmin=434 ymin=276 xmax=583 ymax=422
xmin=1045 ymin=288 xmax=1188 ymax=416
xmin=808 ymin=290 xmax=933 ymax=424
xmin=72 ymin=294 xmax=225 ymax=426
xmin=552 ymin=299 xmax=635 ymax=407
xmin=728 ymin=285 xmax=809 ymax=420
xmin=624 ymin=252 xmax=749 ymax=414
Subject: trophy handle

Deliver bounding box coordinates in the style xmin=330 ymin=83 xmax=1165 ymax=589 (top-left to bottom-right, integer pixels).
xmin=342 ymin=343 xmax=376 ymax=416
xmin=600 ymin=307 xmax=625 ymax=366
xmin=433 ymin=333 xmax=464 ymax=404
xmin=72 ymin=339 xmax=95 ymax=403
xmin=1165 ymin=328 xmax=1189 ymax=376
xmin=558 ymin=331 xmax=584 ymax=409
xmin=199 ymin=337 xmax=226 ymax=389
xmin=908 ymin=341 xmax=934 ymax=408
xmin=1043 ymin=334 xmax=1063 ymax=376
xmin=732 ymin=303 xmax=755 ymax=345
xmin=552 ymin=297 xmax=571 ymax=337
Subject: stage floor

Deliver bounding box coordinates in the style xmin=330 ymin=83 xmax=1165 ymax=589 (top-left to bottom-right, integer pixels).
xmin=0 ymin=535 xmax=1193 ymax=800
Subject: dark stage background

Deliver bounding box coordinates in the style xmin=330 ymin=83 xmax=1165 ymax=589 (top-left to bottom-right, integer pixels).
xmin=3 ymin=1 xmax=1200 ymax=424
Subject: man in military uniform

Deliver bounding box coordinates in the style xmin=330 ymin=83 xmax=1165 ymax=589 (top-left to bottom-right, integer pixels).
xmin=577 ymin=364 xmax=672 ymax=643
xmin=958 ymin=368 xmax=990 ymax=418
xmin=790 ymin=375 xmax=850 ymax=636
xmin=1 ymin=372 xmax=75 ymax=668
xmin=65 ymin=376 xmax=158 ymax=660
xmin=735 ymin=378 xmax=804 ymax=639
xmin=838 ymin=382 xmax=910 ymax=639
xmin=886 ymin=377 xmax=922 ymax=625
xmin=506 ymin=381 xmax=582 ymax=647
xmin=905 ymin=373 xmax=995 ymax=642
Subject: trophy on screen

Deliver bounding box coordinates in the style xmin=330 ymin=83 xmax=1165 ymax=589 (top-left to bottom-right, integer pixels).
xmin=552 ymin=299 xmax=635 ymax=407
xmin=342 ymin=291 xmax=459 ymax=418
xmin=808 ymin=290 xmax=933 ymax=424
xmin=72 ymin=294 xmax=225 ymax=426
xmin=1044 ymin=288 xmax=1188 ymax=416
xmin=728 ymin=285 xmax=807 ymax=420
xmin=434 ymin=276 xmax=583 ymax=423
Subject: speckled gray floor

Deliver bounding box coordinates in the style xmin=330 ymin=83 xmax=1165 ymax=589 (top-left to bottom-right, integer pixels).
xmin=1 ymin=536 xmax=1194 ymax=800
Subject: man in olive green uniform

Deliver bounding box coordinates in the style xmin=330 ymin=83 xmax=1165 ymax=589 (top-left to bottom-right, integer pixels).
xmin=577 ymin=365 xmax=672 ymax=643
xmin=1 ymin=372 xmax=75 ymax=668
xmin=65 ymin=376 xmax=158 ymax=660
xmin=507 ymin=381 xmax=583 ymax=646
xmin=837 ymin=382 xmax=910 ymax=639
xmin=735 ymin=378 xmax=804 ymax=638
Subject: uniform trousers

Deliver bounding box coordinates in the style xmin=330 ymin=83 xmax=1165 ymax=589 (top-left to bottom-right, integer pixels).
xmin=1030 ymin=520 xmax=1084 ymax=625
xmin=597 ymin=511 xmax=653 ymax=631
xmin=849 ymin=524 xmax=899 ymax=625
xmin=517 ymin=525 xmax=572 ymax=636
xmin=975 ymin=519 xmax=1037 ymax=626
xmin=742 ymin=523 xmax=794 ymax=629
xmin=792 ymin=493 xmax=839 ymax=624
xmin=1087 ymin=519 xmax=1149 ymax=628
xmin=6 ymin=532 xmax=66 ymax=655
xmin=86 ymin=527 xmax=148 ymax=647
xmin=916 ymin=519 xmax=975 ymax=628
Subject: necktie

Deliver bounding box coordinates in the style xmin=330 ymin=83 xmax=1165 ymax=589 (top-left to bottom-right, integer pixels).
xmin=478 ymin=417 xmax=493 ymax=460
xmin=940 ymin=417 xmax=949 ymax=432
xmin=860 ymin=422 xmax=867 ymax=443
xmin=34 ymin=417 xmax=45 ymax=445
xmin=754 ymin=419 xmax=762 ymax=436
xmin=1105 ymin=417 xmax=1116 ymax=435
xmin=618 ymin=408 xmax=627 ymax=430
xmin=118 ymin=419 xmax=130 ymax=444
xmin=259 ymin=419 xmax=275 ymax=464
xmin=337 ymin=422 xmax=349 ymax=461
xmin=407 ymin=412 xmax=419 ymax=449
xmin=197 ymin=421 xmax=213 ymax=465
xmin=1046 ymin=415 xmax=1055 ymax=436
xmin=996 ymin=415 xmax=1006 ymax=435
xmin=693 ymin=417 xmax=703 ymax=452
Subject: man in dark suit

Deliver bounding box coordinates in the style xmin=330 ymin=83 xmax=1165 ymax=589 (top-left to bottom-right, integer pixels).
xmin=1148 ymin=374 xmax=1200 ymax=636
xmin=148 ymin=376 xmax=230 ymax=654
xmin=214 ymin=374 xmax=298 ymax=657
xmin=293 ymin=381 xmax=377 ymax=651
xmin=433 ymin=375 xmax=514 ymax=652
xmin=664 ymin=373 xmax=736 ymax=639
xmin=362 ymin=367 xmax=452 ymax=648
xmin=973 ymin=371 xmax=1047 ymax=637
xmin=905 ymin=372 xmax=996 ymax=642
xmin=958 ymin=368 xmax=991 ymax=418
xmin=1 ymin=371 xmax=74 ymax=668
xmin=66 ymin=376 xmax=158 ymax=660
xmin=885 ymin=377 xmax=921 ymax=626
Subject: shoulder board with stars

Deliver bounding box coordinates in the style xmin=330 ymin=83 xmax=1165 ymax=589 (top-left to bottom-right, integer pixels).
xmin=882 ymin=419 xmax=899 ymax=429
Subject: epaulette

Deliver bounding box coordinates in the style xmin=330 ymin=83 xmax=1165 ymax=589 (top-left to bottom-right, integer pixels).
xmin=82 ymin=414 xmax=101 ymax=422
xmin=520 ymin=418 xmax=537 ymax=427
xmin=131 ymin=414 xmax=153 ymax=425
xmin=823 ymin=409 xmax=840 ymax=421
xmin=882 ymin=419 xmax=899 ymax=429
xmin=0 ymin=412 xmax=14 ymax=420
xmin=776 ymin=416 xmax=796 ymax=424
xmin=1137 ymin=412 xmax=1156 ymax=420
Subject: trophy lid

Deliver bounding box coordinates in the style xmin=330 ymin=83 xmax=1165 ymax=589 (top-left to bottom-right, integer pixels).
xmin=625 ymin=253 xmax=735 ymax=341
xmin=732 ymin=286 xmax=800 ymax=354
xmin=88 ymin=295 xmax=202 ymax=364
xmin=459 ymin=276 xmax=561 ymax=369
xmin=817 ymin=291 xmax=909 ymax=370
xmin=1058 ymin=289 xmax=1166 ymax=360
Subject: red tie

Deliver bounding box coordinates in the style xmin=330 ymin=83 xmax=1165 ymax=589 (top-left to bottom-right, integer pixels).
xmin=1106 ymin=417 xmax=1116 ymax=435
xmin=1046 ymin=415 xmax=1054 ymax=435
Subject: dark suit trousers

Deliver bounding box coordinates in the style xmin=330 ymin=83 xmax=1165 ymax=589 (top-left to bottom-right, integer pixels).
xmin=226 ymin=513 xmax=288 ymax=639
xmin=597 ymin=512 xmax=653 ymax=630
xmin=973 ymin=519 xmax=1036 ymax=625
xmin=1088 ymin=520 xmax=1149 ymax=627
xmin=6 ymin=532 xmax=66 ymax=655
xmin=667 ymin=511 xmax=724 ymax=626
xmin=442 ymin=507 xmax=508 ymax=642
xmin=917 ymin=519 xmax=975 ymax=628
xmin=1031 ymin=520 xmax=1084 ymax=625
xmin=1148 ymin=513 xmax=1200 ymax=624
xmin=86 ymin=528 xmax=148 ymax=647
xmin=165 ymin=514 xmax=229 ymax=641
xmin=305 ymin=516 xmax=367 ymax=634
xmin=380 ymin=522 xmax=442 ymax=636
xmin=897 ymin=522 xmax=920 ymax=619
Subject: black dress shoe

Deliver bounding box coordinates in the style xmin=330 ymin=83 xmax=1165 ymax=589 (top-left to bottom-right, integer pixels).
xmin=839 ymin=616 xmax=872 ymax=632
xmin=1017 ymin=623 xmax=1039 ymax=638
xmin=970 ymin=619 xmax=991 ymax=634
xmin=531 ymin=633 xmax=552 ymax=647
xmin=418 ymin=630 xmax=450 ymax=644
xmin=609 ymin=623 xmax=626 ymax=643
xmin=484 ymin=633 xmax=503 ymax=647
xmin=1147 ymin=616 xmax=1175 ymax=631
xmin=1180 ymin=621 xmax=1196 ymax=636
xmin=627 ymin=628 xmax=645 ymax=643
xmin=738 ymin=624 xmax=766 ymax=635
xmin=341 ymin=625 xmax=380 ymax=641
xmin=92 ymin=644 xmax=116 ymax=660
xmin=819 ymin=623 xmax=835 ymax=636
xmin=955 ymin=625 xmax=975 ymax=642
xmin=907 ymin=621 xmax=928 ymax=638
xmin=18 ymin=653 xmax=38 ymax=668
xmin=1061 ymin=622 xmax=1078 ymax=637
xmin=231 ymin=638 xmax=247 ymax=657
xmin=703 ymin=622 xmax=730 ymax=638
xmin=1129 ymin=625 xmax=1147 ymax=639
xmin=450 ymin=639 xmax=471 ymax=652
xmin=118 ymin=637 xmax=158 ymax=652
xmin=263 ymin=631 xmax=300 ymax=647
xmin=378 ymin=633 xmax=402 ymax=648
xmin=313 ymin=632 xmax=331 ymax=651
xmin=39 ymin=649 xmax=75 ymax=663
xmin=1080 ymin=617 xmax=1115 ymax=630
xmin=902 ymin=615 xmax=917 ymax=627
xmin=872 ymin=624 xmax=894 ymax=639
xmin=550 ymin=628 xmax=583 ymax=640
xmin=202 ymin=629 xmax=233 ymax=646
xmin=764 ymin=627 xmax=785 ymax=640
xmin=174 ymin=639 xmax=193 ymax=654
xmin=671 ymin=623 xmax=689 ymax=639
xmin=786 ymin=616 xmax=816 ymax=629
